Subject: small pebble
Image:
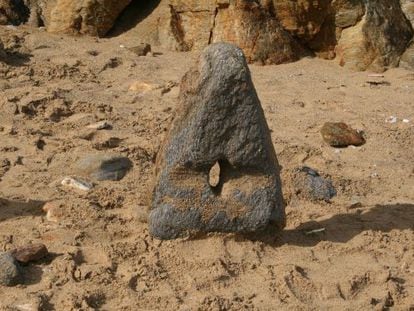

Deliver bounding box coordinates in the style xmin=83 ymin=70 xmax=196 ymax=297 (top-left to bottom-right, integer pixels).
xmin=385 ymin=116 xmax=398 ymax=123
xmin=349 ymin=196 xmax=363 ymax=209
xmin=128 ymin=81 xmax=159 ymax=93
xmin=42 ymin=201 xmax=64 ymax=222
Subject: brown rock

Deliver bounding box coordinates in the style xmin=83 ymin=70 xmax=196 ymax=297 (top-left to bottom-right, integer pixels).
xmin=47 ymin=0 xmax=132 ymax=36
xmin=10 ymin=243 xmax=49 ymax=263
xmin=321 ymin=122 xmax=365 ymax=147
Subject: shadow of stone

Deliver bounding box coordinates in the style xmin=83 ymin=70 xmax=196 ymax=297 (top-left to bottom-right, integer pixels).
xmin=0 ymin=198 xmax=45 ymax=221
xmin=107 ymin=0 xmax=161 ymax=37
xmin=0 ymin=51 xmax=32 ymax=66
xmin=20 ymin=264 xmax=43 ymax=286
xmin=243 ymin=203 xmax=414 ymax=247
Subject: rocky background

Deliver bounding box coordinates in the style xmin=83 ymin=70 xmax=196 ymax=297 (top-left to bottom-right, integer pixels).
xmin=1 ymin=0 xmax=414 ymax=71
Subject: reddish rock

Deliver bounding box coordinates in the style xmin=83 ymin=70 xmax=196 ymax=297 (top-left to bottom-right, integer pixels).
xmin=321 ymin=122 xmax=365 ymax=147
xmin=10 ymin=244 xmax=49 ymax=263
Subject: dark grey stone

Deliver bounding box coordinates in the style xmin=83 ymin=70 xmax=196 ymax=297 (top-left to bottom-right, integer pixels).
xmin=75 ymin=154 xmax=132 ymax=181
xmin=294 ymin=167 xmax=336 ymax=201
xmin=0 ymin=252 xmax=22 ymax=286
xmin=149 ymin=42 xmax=285 ymax=240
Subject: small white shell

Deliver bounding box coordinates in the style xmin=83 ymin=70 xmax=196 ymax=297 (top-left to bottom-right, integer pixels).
xmin=87 ymin=120 xmax=111 ymax=130
xmin=61 ymin=177 xmax=93 ymax=191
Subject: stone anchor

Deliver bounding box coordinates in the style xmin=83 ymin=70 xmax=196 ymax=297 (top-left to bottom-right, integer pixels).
xmin=149 ymin=43 xmax=285 ymax=239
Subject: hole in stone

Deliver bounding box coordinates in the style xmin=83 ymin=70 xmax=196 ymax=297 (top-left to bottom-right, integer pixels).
xmin=208 ymin=161 xmax=221 ymax=189
xmin=37 ymin=16 xmax=45 ymax=27
xmin=107 ymin=0 xmax=161 ymax=37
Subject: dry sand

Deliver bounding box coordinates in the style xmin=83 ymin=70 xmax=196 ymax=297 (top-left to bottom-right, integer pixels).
xmin=0 ymin=26 xmax=413 ymax=310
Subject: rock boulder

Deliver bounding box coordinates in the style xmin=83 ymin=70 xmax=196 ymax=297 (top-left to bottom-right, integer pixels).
xmin=149 ymin=43 xmax=285 ymax=240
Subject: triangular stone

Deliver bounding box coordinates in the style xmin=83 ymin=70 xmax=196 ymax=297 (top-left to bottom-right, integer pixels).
xmin=149 ymin=43 xmax=285 ymax=240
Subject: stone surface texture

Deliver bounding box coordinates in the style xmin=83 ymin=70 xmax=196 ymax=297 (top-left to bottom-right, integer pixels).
xmin=0 ymin=252 xmax=21 ymax=286
xmin=149 ymin=43 xmax=285 ymax=240
xmin=292 ymin=167 xmax=336 ymax=201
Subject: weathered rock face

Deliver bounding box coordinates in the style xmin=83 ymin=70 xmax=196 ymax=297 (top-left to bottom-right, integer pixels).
xmin=47 ymin=0 xmax=131 ymax=36
xmin=213 ymin=1 xmax=308 ymax=64
xmin=121 ymin=0 xmax=306 ymax=65
xmin=333 ymin=0 xmax=365 ymax=29
xmin=401 ymin=0 xmax=414 ymax=25
xmin=273 ymin=0 xmax=330 ymax=42
xmin=166 ymin=0 xmax=307 ymax=64
xmin=149 ymin=43 xmax=285 ymax=240
xmin=335 ymin=0 xmax=413 ymax=71
xmin=400 ymin=0 xmax=414 ymax=70
xmin=400 ymin=42 xmax=414 ymax=70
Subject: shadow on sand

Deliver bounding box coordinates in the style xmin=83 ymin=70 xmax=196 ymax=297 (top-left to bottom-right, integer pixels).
xmin=107 ymin=0 xmax=161 ymax=37
xmin=244 ymin=203 xmax=414 ymax=247
xmin=0 ymin=51 xmax=32 ymax=66
xmin=0 ymin=198 xmax=45 ymax=221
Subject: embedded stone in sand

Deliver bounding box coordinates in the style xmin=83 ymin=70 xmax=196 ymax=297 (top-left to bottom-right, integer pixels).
xmin=149 ymin=42 xmax=285 ymax=240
